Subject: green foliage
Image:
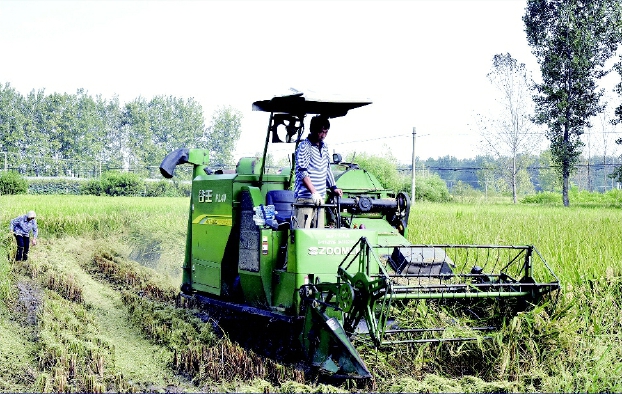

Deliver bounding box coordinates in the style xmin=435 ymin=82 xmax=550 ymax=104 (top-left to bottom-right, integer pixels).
xmin=96 ymin=171 xmax=144 ymax=196
xmin=80 ymin=176 xmax=189 ymax=197
xmin=521 ymin=188 xmax=622 ymax=207
xmin=175 ymin=181 xmax=191 ymax=197
xmin=122 ymin=96 xmax=206 ymax=168
xmin=352 ymin=150 xmax=410 ymax=192
xmin=0 ymin=171 xmax=27 ymax=195
xmin=515 ymin=167 xmax=536 ymax=195
xmin=416 ymin=174 xmax=451 ymax=202
xmin=346 ymin=151 xmax=451 ymax=202
xmin=80 ymin=178 xmax=104 ymax=196
xmin=0 ymin=175 xmax=190 ymax=198
xmin=520 ymin=191 xmax=560 ymax=204
xmin=28 ymin=177 xmax=84 ymax=195
xmin=609 ymin=138 xmax=622 ymax=183
xmin=609 ymin=165 xmax=622 ymax=183
xmin=451 ymin=180 xmax=484 ymax=203
xmin=144 ymin=180 xmax=182 ymax=197
xmin=475 ymin=156 xmax=537 ymax=199
xmin=523 ymin=0 xmax=622 ymax=206
xmin=536 ymin=149 xmax=562 ymax=192
xmin=0 ymin=83 xmax=211 ymax=177
xmin=205 ymin=106 xmax=243 ymax=167
xmin=568 ymin=187 xmax=622 ymax=207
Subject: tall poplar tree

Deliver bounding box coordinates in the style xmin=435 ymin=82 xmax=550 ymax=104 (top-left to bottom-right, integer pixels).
xmin=610 ymin=49 xmax=622 ymax=183
xmin=523 ymin=0 xmax=622 ymax=206
xmin=482 ymin=53 xmax=539 ymax=203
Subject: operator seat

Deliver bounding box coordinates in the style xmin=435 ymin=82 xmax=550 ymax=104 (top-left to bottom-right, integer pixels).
xmin=266 ymin=190 xmax=295 ymax=228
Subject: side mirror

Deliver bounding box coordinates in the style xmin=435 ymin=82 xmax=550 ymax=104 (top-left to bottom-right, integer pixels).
xmin=332 ymin=153 xmax=342 ymax=164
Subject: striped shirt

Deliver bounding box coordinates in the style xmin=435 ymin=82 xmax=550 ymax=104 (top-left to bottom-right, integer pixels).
xmin=294 ymin=138 xmax=337 ymax=199
xmin=10 ymin=215 xmax=38 ymax=238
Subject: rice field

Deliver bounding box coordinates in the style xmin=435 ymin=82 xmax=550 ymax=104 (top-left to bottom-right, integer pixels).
xmin=1 ymin=194 xmax=621 ymax=392
xmin=407 ymin=201 xmax=622 ymax=286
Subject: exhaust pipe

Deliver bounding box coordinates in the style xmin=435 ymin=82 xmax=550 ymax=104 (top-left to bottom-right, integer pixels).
xmin=159 ymin=148 xmax=190 ymax=178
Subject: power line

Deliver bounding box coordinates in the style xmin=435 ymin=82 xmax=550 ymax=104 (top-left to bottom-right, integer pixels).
xmin=332 ymin=134 xmax=411 ymax=146
xmin=251 ymin=134 xmax=420 ymax=154
xmin=397 ymin=163 xmax=620 ymax=172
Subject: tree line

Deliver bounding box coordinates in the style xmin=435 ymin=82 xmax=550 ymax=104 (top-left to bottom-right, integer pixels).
xmin=348 ymin=150 xmax=620 ymax=204
xmin=416 ymin=153 xmax=620 ymax=195
xmin=1 ymin=77 xmax=619 ymax=201
xmin=0 ymin=83 xmax=242 ymax=177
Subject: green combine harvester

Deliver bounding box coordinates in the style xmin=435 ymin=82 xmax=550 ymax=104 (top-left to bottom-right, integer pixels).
xmin=159 ymin=90 xmax=560 ymax=378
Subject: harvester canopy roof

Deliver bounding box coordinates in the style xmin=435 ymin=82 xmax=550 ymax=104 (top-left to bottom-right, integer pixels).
xmin=252 ymin=89 xmax=372 ymax=118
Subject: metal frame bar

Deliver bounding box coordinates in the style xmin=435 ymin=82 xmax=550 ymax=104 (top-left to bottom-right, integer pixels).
xmin=336 ymin=238 xmax=560 ymax=347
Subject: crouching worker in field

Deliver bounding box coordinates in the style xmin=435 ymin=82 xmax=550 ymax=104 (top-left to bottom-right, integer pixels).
xmin=9 ymin=210 xmax=38 ymax=261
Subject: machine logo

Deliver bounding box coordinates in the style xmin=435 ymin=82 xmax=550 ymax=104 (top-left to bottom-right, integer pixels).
xmin=198 ymin=190 xmax=227 ymax=203
xmin=198 ymin=189 xmax=212 ymax=202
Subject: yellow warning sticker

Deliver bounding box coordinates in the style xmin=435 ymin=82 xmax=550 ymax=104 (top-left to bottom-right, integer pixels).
xmin=193 ymin=214 xmax=232 ymax=226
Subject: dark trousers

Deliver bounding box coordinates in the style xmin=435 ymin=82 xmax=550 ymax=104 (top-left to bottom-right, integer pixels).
xmin=14 ymin=235 xmax=30 ymax=261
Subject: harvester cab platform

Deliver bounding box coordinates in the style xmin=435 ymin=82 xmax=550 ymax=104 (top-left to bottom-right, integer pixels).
xmin=160 ymin=89 xmax=560 ymax=379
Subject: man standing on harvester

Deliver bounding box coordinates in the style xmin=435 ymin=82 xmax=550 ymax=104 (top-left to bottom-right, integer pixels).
xmin=9 ymin=210 xmax=38 ymax=261
xmin=294 ymin=115 xmax=343 ymax=228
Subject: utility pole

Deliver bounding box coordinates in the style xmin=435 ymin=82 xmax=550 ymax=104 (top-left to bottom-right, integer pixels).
xmin=410 ymin=127 xmax=416 ymax=206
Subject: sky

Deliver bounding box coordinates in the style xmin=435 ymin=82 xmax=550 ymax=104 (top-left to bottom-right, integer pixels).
xmin=1 ymin=0 xmax=620 ymax=165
